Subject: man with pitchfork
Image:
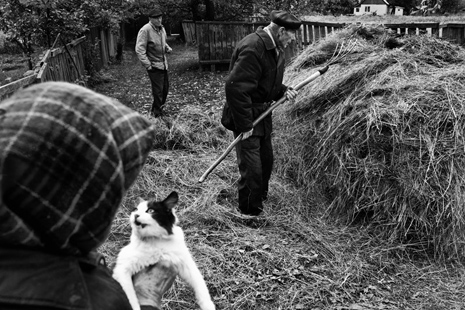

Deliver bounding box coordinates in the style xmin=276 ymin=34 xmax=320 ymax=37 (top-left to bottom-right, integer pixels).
xmin=221 ymin=10 xmax=301 ymax=217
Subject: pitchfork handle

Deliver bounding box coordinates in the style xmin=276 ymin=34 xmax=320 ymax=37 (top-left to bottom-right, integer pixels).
xmin=198 ymin=66 xmax=329 ymax=183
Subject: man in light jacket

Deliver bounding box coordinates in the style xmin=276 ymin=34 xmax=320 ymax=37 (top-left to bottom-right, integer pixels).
xmin=136 ymin=7 xmax=172 ymax=117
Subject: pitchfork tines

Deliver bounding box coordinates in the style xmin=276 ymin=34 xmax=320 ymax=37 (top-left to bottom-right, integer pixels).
xmin=327 ymin=39 xmax=358 ymax=66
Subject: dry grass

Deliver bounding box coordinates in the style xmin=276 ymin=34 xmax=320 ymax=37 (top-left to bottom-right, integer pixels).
xmin=95 ymin=35 xmax=465 ymax=309
xmin=277 ymin=24 xmax=465 ymax=261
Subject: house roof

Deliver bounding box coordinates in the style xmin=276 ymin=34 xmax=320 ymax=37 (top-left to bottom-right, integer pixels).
xmin=359 ymin=0 xmax=391 ymax=5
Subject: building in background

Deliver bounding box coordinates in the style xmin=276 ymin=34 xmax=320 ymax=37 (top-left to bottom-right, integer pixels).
xmin=353 ymin=0 xmax=405 ymax=15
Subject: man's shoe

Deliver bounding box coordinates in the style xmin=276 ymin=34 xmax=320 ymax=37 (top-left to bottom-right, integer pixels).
xmin=242 ymin=214 xmax=268 ymax=228
xmin=150 ymin=111 xmax=163 ymax=118
xmin=225 ymin=209 xmax=268 ymax=227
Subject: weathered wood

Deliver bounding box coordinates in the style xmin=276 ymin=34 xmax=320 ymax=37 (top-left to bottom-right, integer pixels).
xmin=100 ymin=29 xmax=109 ymax=66
xmin=182 ymin=21 xmax=196 ymax=44
xmin=302 ymin=23 xmax=308 ymax=47
xmin=183 ymin=20 xmax=465 ymax=69
xmin=0 ymin=74 xmax=37 ymax=100
xmin=384 ymin=22 xmax=439 ymax=29
xmin=1 ymin=29 xmax=116 ymax=100
xmin=314 ymin=24 xmax=322 ymax=42
xmin=440 ymin=23 xmax=465 ymax=45
xmin=37 ymin=62 xmax=49 ymax=82
xmin=308 ymin=24 xmax=315 ymax=45
xmin=70 ymin=36 xmax=87 ymax=46
xmin=315 ymin=22 xmax=347 ymax=28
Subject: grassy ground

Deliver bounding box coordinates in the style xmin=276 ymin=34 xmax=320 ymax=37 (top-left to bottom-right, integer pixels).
xmin=92 ymin=38 xmax=465 ymax=310
xmin=0 ymin=54 xmax=30 ymax=86
xmin=0 ymin=38 xmax=43 ymax=87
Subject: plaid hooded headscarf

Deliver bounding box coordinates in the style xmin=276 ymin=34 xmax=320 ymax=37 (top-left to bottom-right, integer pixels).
xmin=0 ymin=82 xmax=156 ymax=255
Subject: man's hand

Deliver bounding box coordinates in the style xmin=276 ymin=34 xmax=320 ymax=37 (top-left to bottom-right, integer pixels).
xmin=242 ymin=129 xmax=253 ymax=140
xmin=166 ymin=46 xmax=173 ymax=54
xmin=133 ymin=261 xmax=177 ymax=308
xmin=285 ymin=87 xmax=298 ymax=102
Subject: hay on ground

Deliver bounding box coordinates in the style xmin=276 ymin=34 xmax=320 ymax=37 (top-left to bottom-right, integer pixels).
xmin=276 ymin=23 xmax=465 ymax=260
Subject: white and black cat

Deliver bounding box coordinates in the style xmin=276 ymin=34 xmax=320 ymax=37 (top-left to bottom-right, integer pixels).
xmin=112 ymin=191 xmax=215 ymax=310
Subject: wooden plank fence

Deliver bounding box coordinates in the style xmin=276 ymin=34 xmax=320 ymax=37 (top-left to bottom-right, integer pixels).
xmin=182 ymin=20 xmax=465 ymax=71
xmin=298 ymin=21 xmax=347 ymax=48
xmin=196 ymin=21 xmax=267 ymax=71
xmin=36 ymin=36 xmax=86 ymax=83
xmin=439 ymin=23 xmax=465 ymax=45
xmin=181 ymin=21 xmax=196 ymax=45
xmin=0 ymin=27 xmax=117 ymax=100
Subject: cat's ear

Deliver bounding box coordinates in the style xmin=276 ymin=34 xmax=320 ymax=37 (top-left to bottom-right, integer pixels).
xmin=136 ymin=197 xmax=145 ymax=204
xmin=163 ymin=191 xmax=178 ymax=209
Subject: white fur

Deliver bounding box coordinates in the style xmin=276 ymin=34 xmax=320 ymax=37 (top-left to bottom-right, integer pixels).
xmin=113 ymin=200 xmax=215 ymax=310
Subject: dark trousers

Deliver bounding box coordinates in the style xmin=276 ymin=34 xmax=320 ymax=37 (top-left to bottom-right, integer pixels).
xmin=147 ymin=68 xmax=169 ymax=114
xmin=234 ymin=133 xmax=273 ymax=215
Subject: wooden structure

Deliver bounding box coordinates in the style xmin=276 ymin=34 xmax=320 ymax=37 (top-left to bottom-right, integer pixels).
xmin=298 ymin=22 xmax=346 ymax=48
xmin=384 ymin=22 xmax=440 ymax=36
xmin=182 ymin=21 xmax=197 ymax=45
xmin=440 ymin=23 xmax=465 ymax=45
xmin=36 ymin=36 xmax=86 ymax=83
xmin=196 ymin=21 xmax=266 ymax=71
xmin=87 ymin=27 xmax=118 ymax=71
xmin=182 ymin=20 xmax=465 ymax=71
xmin=0 ymin=27 xmax=117 ymax=100
xmin=353 ymin=0 xmax=405 ymax=16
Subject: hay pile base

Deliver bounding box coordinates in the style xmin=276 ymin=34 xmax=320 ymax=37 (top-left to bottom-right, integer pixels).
xmin=277 ymin=24 xmax=465 ymax=260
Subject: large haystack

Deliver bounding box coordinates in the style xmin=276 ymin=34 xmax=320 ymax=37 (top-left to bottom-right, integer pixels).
xmin=276 ymin=24 xmax=465 ymax=260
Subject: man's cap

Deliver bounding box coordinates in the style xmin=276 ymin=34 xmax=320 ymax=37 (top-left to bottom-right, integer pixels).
xmin=270 ymin=10 xmax=302 ymax=30
xmin=148 ymin=7 xmax=163 ymax=18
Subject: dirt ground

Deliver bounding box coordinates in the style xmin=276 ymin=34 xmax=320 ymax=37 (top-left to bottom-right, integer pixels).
xmin=93 ymin=37 xmax=228 ymax=117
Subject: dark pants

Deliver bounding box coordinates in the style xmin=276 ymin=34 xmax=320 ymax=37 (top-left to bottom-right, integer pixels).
xmin=147 ymin=68 xmax=169 ymax=115
xmin=234 ymin=133 xmax=273 ymax=215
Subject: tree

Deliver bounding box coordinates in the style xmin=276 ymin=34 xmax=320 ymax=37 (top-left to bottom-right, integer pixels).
xmin=0 ymin=0 xmax=124 ymax=69
xmin=254 ymin=0 xmax=315 ymax=14
xmin=0 ymin=0 xmax=87 ymax=68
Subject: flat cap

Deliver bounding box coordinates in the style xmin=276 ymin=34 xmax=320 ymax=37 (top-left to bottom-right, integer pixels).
xmin=148 ymin=7 xmax=163 ymax=17
xmin=270 ymin=10 xmax=302 ymax=30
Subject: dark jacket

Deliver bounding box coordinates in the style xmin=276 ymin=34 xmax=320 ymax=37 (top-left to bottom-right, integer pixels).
xmin=221 ymin=28 xmax=287 ymax=136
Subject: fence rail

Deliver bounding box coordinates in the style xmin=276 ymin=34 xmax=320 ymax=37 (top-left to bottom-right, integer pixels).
xmin=182 ymin=20 xmax=465 ymax=70
xmin=0 ymin=28 xmax=117 ymax=100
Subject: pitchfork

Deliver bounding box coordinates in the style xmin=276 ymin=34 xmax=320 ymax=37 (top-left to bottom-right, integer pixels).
xmin=198 ymin=39 xmax=357 ymax=183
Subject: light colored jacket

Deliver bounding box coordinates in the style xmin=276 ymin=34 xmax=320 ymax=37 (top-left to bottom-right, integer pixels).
xmin=135 ymin=22 xmax=171 ymax=70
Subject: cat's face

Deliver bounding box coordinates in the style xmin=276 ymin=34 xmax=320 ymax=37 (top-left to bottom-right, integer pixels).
xmin=130 ymin=191 xmax=179 ymax=239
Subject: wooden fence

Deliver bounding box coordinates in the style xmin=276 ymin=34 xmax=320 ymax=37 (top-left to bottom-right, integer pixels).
xmin=36 ymin=36 xmax=87 ymax=83
xmin=181 ymin=21 xmax=197 ymax=45
xmin=197 ymin=21 xmax=266 ymax=70
xmin=182 ymin=20 xmax=465 ymax=71
xmin=0 ymin=28 xmax=117 ymax=100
